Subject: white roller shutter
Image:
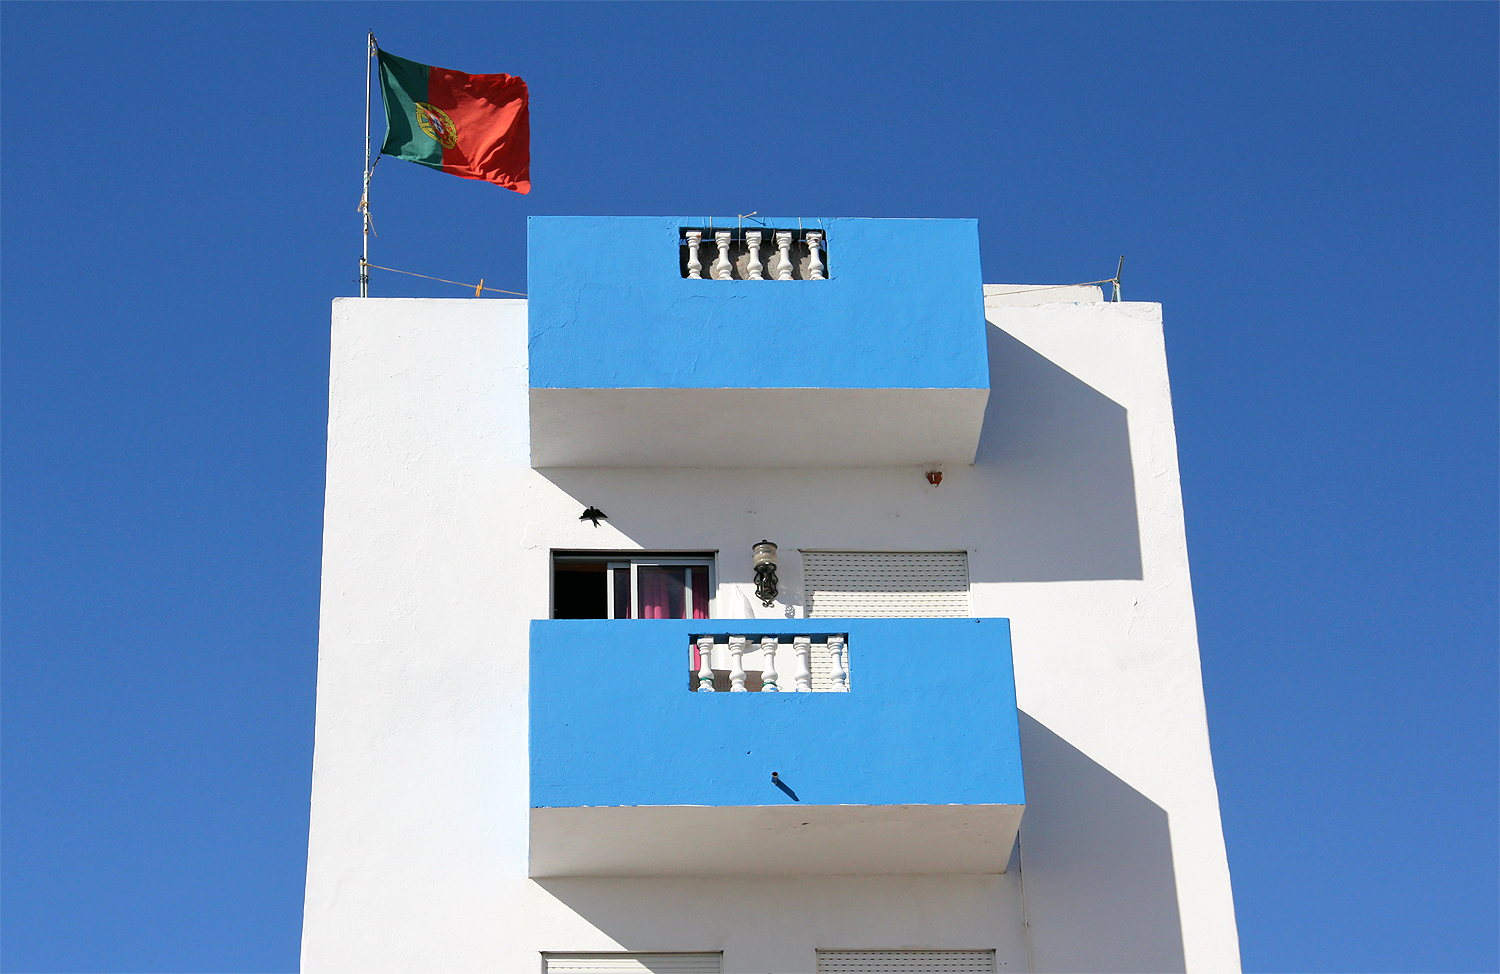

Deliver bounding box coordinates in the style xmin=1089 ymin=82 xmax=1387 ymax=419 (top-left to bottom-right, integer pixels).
xmin=816 ymin=950 xmax=997 ymax=973
xmin=542 ymin=953 xmax=722 ymax=974
xmin=809 ymin=639 xmax=846 ymax=690
xmin=803 ymin=551 xmax=970 ymax=618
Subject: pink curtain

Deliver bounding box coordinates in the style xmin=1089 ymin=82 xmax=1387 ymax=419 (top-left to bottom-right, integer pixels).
xmin=692 ymin=567 xmax=709 ymax=619
xmin=688 ymin=568 xmax=710 ymax=683
xmin=638 ymin=567 xmax=686 ymax=619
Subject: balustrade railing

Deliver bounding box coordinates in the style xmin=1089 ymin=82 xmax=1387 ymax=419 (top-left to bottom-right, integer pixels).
xmin=680 ymin=228 xmax=828 ymax=281
xmin=691 ymin=634 xmax=850 ymax=692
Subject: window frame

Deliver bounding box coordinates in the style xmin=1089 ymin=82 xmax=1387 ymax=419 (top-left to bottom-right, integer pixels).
xmin=552 ymin=551 xmax=717 ymax=620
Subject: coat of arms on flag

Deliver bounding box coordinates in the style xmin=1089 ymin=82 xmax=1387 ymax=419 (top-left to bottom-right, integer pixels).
xmin=376 ymin=48 xmax=530 ymax=194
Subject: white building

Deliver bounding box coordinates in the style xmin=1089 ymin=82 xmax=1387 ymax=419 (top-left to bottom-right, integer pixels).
xmin=301 ymin=217 xmax=1241 ymax=973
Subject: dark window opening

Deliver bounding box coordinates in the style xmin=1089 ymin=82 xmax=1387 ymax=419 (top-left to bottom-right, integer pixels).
xmin=552 ymin=553 xmax=715 ymax=620
xmin=553 ymin=562 xmax=608 ymax=619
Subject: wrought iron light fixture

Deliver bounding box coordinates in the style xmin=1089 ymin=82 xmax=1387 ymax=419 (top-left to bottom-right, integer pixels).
xmin=752 ymin=540 xmax=779 ymax=607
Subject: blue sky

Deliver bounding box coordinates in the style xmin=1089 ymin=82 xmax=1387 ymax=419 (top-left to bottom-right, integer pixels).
xmin=2 ymin=3 xmax=1495 ymax=972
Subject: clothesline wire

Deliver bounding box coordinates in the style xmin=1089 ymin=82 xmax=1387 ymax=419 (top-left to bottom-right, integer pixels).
xmin=993 ymin=278 xmax=1117 ymax=295
xmin=361 ymin=261 xmax=527 ymax=296
xmin=360 ymin=265 xmax=1115 ymax=300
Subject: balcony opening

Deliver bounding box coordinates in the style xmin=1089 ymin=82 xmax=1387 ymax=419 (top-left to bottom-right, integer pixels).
xmin=552 ymin=552 xmax=715 ymax=620
xmin=679 ymin=226 xmax=829 ymax=280
xmin=689 ymin=633 xmax=850 ymax=692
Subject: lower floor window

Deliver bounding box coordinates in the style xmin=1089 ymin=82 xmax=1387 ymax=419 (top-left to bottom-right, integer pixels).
xmin=817 ymin=950 xmax=997 ymax=973
xmin=540 ymin=949 xmax=993 ymax=973
xmin=542 ymin=953 xmax=722 ymax=973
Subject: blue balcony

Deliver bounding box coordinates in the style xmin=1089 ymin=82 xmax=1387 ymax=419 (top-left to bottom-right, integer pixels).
xmin=526 ymin=216 xmax=991 ymax=468
xmin=529 ymin=618 xmax=1024 ymax=877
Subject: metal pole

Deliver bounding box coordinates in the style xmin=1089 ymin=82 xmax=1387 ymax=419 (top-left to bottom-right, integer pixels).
xmin=1112 ymin=255 xmax=1123 ymax=302
xmin=360 ymin=32 xmax=374 ymax=297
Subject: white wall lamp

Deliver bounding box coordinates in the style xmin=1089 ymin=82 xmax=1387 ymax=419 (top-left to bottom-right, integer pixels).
xmin=753 ymin=540 xmax=779 ymax=606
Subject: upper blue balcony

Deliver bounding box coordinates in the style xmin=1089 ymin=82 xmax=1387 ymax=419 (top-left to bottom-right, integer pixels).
xmin=529 ymin=618 xmax=1024 ymax=877
xmin=527 ymin=216 xmax=990 ymax=468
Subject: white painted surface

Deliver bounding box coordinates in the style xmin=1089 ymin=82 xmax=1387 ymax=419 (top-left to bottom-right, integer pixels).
xmin=984 ymin=284 xmax=1104 ymax=307
xmin=529 ymin=387 xmax=990 ymax=467
xmin=303 ymin=295 xmax=1240 ymax=973
xmin=530 ymin=805 xmax=1024 ymax=878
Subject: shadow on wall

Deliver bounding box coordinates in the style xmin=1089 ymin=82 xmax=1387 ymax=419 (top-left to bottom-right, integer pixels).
xmin=528 ymin=322 xmax=1142 ymax=586
xmin=972 ymin=322 xmax=1143 ymax=582
xmin=533 ymin=873 xmax=1022 ymax=969
xmin=525 ymin=717 xmax=1180 ymax=972
xmin=1018 ymin=712 xmax=1185 ymax=974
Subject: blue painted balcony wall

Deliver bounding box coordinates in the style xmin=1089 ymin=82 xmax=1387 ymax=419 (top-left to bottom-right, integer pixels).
xmin=524 ymin=216 xmax=993 ymax=467
xmin=528 ymin=617 xmax=1024 ymax=876
xmin=529 ymin=618 xmax=1022 ymax=809
xmin=527 ymin=216 xmax=988 ymax=391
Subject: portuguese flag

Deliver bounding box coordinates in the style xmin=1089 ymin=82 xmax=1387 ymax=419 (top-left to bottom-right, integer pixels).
xmin=377 ymin=49 xmax=530 ymax=194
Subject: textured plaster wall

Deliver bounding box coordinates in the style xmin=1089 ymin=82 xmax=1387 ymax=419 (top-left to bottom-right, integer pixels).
xmin=527 ymin=216 xmax=989 ymax=390
xmin=531 ymin=618 xmax=1022 ymax=809
xmin=301 ymin=293 xmax=1240 ymax=973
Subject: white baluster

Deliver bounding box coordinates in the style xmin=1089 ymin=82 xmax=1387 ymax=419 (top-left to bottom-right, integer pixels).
xmin=827 ymin=634 xmax=847 ymax=691
xmin=728 ymin=635 xmax=748 ymax=691
xmin=696 ymin=636 xmax=715 ymax=692
xmin=712 ymin=231 xmax=734 ymax=281
xmin=774 ymin=231 xmax=794 ymax=280
xmin=744 ymin=230 xmax=764 ymax=280
xmin=760 ymin=636 xmax=779 ymax=691
xmin=684 ymin=230 xmax=703 ymax=279
xmin=793 ymin=635 xmax=813 ymax=692
xmin=805 ymin=231 xmax=825 ymax=280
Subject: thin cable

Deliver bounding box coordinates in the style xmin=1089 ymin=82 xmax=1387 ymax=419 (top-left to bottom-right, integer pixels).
xmin=363 ymin=262 xmax=526 ymax=296
xmin=992 ymin=278 xmax=1117 ymax=295
xmin=363 ymin=264 xmax=1105 ymax=300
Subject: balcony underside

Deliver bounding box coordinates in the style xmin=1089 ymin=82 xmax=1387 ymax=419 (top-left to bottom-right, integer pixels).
xmin=529 ymin=387 xmax=989 ymax=468
xmin=529 ymin=803 xmax=1024 ymax=877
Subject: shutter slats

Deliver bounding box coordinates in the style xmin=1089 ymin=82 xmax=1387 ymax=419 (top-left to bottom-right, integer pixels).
xmin=543 ymin=949 xmax=991 ymax=973
xmin=810 ymin=640 xmax=839 ymax=691
xmin=816 ymin=950 xmax=996 ymax=973
xmin=543 ymin=953 xmax=722 ymax=974
xmin=804 ymin=551 xmax=970 ymax=618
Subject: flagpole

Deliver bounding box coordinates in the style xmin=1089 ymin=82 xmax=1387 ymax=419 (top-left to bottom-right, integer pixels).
xmin=360 ymin=32 xmax=374 ymax=297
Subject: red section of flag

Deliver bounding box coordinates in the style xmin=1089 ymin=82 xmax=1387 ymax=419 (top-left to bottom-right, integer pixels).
xmin=426 ymin=65 xmax=530 ymax=194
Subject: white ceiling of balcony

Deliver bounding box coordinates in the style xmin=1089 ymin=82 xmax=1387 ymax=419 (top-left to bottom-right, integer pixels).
xmin=529 ymin=387 xmax=989 ymax=468
xmin=529 ymin=803 xmax=1023 ymax=877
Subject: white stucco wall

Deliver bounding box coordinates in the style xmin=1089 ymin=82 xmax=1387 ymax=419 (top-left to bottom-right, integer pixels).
xmin=301 ymin=293 xmax=1240 ymax=973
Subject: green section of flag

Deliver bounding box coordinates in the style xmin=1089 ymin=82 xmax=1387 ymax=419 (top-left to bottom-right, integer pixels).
xmin=377 ymin=50 xmax=442 ymax=168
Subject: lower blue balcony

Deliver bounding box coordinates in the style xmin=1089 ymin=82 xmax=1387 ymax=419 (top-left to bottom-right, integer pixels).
xmin=529 ymin=618 xmax=1024 ymax=877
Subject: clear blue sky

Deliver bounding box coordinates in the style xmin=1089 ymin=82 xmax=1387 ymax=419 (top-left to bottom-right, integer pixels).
xmin=3 ymin=3 xmax=1495 ymax=971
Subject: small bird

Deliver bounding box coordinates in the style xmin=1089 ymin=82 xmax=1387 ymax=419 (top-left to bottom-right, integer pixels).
xmin=579 ymin=506 xmax=607 ymax=527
